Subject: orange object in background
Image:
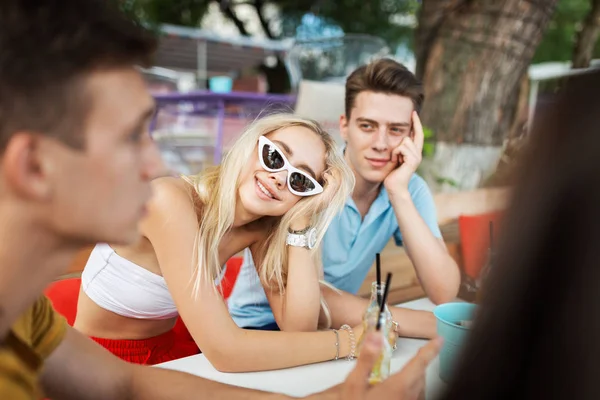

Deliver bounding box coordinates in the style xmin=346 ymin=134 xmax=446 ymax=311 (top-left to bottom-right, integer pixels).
xmin=220 ymin=256 xmax=243 ymax=299
xmin=44 ymin=277 xmax=81 ymax=326
xmin=458 ymin=211 xmax=504 ymax=279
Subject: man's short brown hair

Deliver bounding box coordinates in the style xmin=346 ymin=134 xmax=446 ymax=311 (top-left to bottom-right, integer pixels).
xmin=345 ymin=58 xmax=424 ymax=118
xmin=0 ymin=0 xmax=158 ymax=152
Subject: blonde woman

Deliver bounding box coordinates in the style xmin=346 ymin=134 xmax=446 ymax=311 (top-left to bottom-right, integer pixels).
xmin=74 ymin=114 xmax=359 ymax=371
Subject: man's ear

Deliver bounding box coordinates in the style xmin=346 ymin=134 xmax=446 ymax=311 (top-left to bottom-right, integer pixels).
xmin=339 ymin=114 xmax=349 ymax=142
xmin=2 ymin=133 xmax=53 ymax=200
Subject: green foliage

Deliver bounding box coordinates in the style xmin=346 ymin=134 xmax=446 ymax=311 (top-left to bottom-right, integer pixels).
xmin=534 ymin=0 xmax=600 ymax=63
xmin=124 ymin=0 xmax=210 ymax=27
xmin=129 ymin=0 xmax=420 ymax=47
xmin=434 ymin=176 xmax=459 ymax=188
xmin=276 ymin=0 xmax=419 ymax=47
xmin=127 ymin=0 xmax=598 ymax=64
xmin=422 ymin=126 xmax=435 ymax=158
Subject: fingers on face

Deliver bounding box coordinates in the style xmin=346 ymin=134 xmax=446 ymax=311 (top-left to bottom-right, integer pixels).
xmin=411 ymin=111 xmax=425 ymax=151
xmin=403 ymin=138 xmax=420 ymax=156
xmin=323 ymin=168 xmax=342 ymax=187
xmin=402 ymin=143 xmax=419 ymax=163
xmin=393 ymin=139 xmax=421 ymax=165
xmin=391 ymin=145 xmax=404 ymax=164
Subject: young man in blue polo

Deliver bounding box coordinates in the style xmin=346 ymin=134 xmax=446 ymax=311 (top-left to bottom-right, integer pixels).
xmin=229 ymin=58 xmax=459 ymax=336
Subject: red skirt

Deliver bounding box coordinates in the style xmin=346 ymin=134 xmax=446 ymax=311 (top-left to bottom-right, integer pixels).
xmin=91 ymin=328 xmax=200 ymax=365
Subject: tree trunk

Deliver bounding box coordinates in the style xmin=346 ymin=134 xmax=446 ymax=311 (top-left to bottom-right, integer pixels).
xmin=415 ymin=0 xmax=557 ymax=191
xmin=483 ymin=75 xmax=530 ymax=188
xmin=572 ymin=0 xmax=600 ymax=69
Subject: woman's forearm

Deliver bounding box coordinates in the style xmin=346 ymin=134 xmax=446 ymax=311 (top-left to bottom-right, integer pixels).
xmin=390 ymin=307 xmax=436 ymax=339
xmin=204 ymin=326 xmax=352 ymax=372
xmin=181 ymin=290 xmax=352 ymax=373
xmin=279 ymin=245 xmax=321 ymax=331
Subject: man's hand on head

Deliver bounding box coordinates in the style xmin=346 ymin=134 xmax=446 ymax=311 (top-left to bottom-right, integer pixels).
xmin=384 ymin=111 xmax=425 ymax=199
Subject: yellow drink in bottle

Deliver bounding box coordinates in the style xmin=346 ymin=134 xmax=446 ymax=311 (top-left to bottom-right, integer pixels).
xmin=357 ymin=282 xmax=394 ymax=355
xmin=365 ymin=313 xmax=393 ymax=384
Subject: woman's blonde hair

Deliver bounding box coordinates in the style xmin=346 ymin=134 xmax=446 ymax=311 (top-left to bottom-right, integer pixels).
xmin=184 ymin=114 xmax=354 ymax=303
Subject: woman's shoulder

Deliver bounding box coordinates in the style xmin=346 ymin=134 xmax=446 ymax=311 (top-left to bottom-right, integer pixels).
xmin=139 ymin=176 xmax=201 ymax=240
xmin=148 ymin=176 xmax=199 ymax=217
xmin=152 ymin=175 xmax=190 ymax=192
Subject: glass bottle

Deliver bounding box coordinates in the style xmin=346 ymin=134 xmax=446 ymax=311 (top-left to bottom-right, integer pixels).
xmin=363 ymin=311 xmax=393 ymax=384
xmin=357 ymin=282 xmax=394 ymax=353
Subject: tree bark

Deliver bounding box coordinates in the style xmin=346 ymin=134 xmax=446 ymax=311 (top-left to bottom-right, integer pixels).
xmin=416 ymin=0 xmax=558 ymax=146
xmin=415 ymin=0 xmax=469 ymax=81
xmin=483 ymin=74 xmax=530 ymax=187
xmin=572 ymin=0 xmax=600 ymax=69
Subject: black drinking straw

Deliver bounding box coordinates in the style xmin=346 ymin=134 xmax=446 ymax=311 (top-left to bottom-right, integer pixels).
xmin=376 ymin=253 xmax=382 ymax=306
xmin=376 ymin=273 xmax=392 ymax=330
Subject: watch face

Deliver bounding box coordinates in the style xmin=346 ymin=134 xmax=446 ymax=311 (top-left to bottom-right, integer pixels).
xmin=307 ymin=228 xmax=317 ymax=249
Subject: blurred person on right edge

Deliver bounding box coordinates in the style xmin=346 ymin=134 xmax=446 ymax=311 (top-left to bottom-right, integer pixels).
xmin=230 ymin=59 xmax=459 ymax=336
xmin=439 ymin=69 xmax=600 ymax=400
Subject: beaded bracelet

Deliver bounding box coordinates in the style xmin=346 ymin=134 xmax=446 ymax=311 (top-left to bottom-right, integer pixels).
xmin=340 ymin=324 xmax=356 ymax=360
xmin=331 ymin=329 xmax=340 ymax=360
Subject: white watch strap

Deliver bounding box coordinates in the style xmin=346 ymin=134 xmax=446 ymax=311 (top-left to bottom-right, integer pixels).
xmin=286 ymin=232 xmax=308 ymax=248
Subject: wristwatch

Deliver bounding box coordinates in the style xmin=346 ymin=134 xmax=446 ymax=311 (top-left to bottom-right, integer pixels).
xmin=286 ymin=227 xmax=318 ymax=249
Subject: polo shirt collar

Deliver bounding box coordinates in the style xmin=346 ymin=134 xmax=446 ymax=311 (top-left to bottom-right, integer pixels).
xmin=345 ymin=185 xmax=393 ymax=226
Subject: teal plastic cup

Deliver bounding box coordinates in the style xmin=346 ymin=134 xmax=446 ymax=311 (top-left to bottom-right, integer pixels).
xmin=433 ymin=302 xmax=477 ymax=383
xmin=209 ymin=76 xmax=233 ymax=93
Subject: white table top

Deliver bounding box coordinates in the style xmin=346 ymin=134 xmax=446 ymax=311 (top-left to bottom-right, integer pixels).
xmin=157 ymin=298 xmax=447 ymax=398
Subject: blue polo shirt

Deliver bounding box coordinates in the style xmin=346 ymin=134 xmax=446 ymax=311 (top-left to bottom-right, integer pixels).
xmin=228 ymin=174 xmax=441 ymax=328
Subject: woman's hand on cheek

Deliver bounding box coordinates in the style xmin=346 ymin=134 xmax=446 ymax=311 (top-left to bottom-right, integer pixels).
xmin=289 ymin=171 xmax=339 ymax=231
xmin=318 ymin=170 xmax=341 ymax=211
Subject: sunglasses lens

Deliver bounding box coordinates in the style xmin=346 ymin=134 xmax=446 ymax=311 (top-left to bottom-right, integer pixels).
xmin=262 ymin=143 xmax=284 ymax=170
xmin=290 ymin=172 xmax=315 ymax=193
